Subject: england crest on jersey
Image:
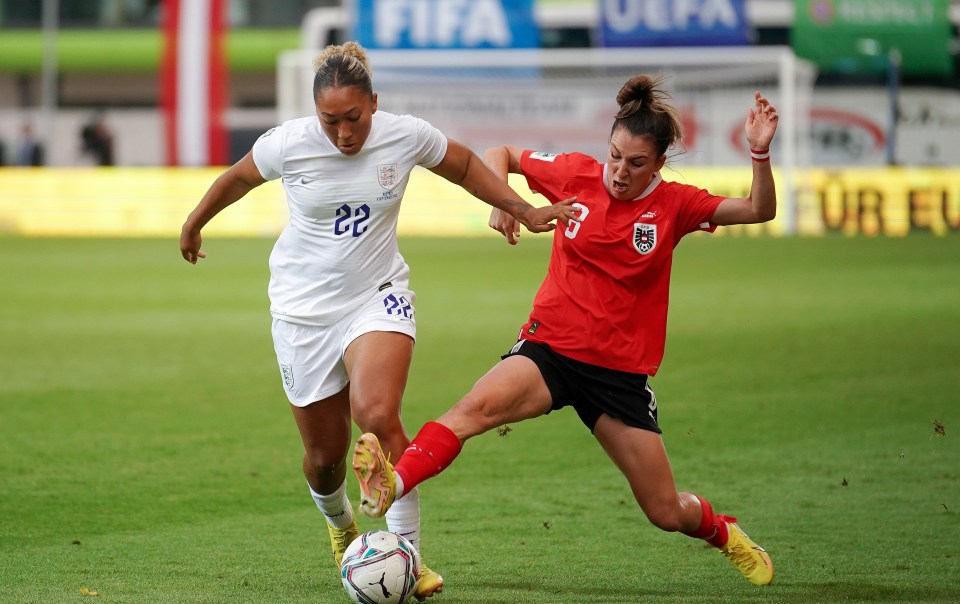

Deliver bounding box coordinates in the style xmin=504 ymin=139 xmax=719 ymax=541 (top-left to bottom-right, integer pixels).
xmin=633 ymin=223 xmax=656 ymax=255
xmin=378 ymin=163 xmax=399 ymax=189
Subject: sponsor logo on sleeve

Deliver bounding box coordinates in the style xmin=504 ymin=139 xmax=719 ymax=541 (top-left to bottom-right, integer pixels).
xmin=529 ymin=152 xmax=557 ymax=162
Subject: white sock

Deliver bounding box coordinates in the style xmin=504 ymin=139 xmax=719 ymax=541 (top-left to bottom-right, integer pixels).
xmin=386 ymin=485 xmax=421 ymax=553
xmin=395 ymin=474 xmax=406 ymax=499
xmin=309 ymin=480 xmax=354 ymax=529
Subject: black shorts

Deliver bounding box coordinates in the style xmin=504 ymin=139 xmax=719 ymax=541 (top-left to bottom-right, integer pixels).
xmin=502 ymin=340 xmax=661 ymax=434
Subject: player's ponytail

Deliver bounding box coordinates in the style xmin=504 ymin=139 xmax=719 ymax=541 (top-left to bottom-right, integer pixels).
xmin=612 ymin=75 xmax=682 ymax=157
xmin=312 ymin=41 xmax=374 ymax=98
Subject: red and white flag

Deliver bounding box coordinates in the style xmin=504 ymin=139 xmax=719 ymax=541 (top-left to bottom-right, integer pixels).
xmin=161 ymin=0 xmax=229 ymax=166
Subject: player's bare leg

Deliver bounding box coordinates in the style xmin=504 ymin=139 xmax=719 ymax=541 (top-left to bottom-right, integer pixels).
xmin=347 ymin=332 xmax=409 ymax=520
xmin=291 ymin=387 xmax=358 ymax=566
xmin=346 ymin=331 xmax=443 ymax=598
xmin=594 ymin=415 xmax=772 ymax=585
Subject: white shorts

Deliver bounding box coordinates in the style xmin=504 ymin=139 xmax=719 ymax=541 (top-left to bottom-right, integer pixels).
xmin=271 ymin=286 xmax=416 ymax=407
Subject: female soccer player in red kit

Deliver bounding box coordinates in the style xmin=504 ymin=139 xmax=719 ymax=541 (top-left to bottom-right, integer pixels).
xmin=353 ymin=75 xmax=779 ymax=588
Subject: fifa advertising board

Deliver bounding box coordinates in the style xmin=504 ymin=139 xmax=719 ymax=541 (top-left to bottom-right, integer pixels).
xmin=349 ymin=0 xmax=538 ymax=49
xmin=599 ymin=0 xmax=752 ymax=47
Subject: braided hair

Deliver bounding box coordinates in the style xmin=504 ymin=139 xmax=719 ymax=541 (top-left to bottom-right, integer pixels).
xmin=312 ymin=41 xmax=374 ymax=99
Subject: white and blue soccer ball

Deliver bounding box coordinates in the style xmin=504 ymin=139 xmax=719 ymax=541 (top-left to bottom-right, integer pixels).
xmin=341 ymin=530 xmax=421 ymax=604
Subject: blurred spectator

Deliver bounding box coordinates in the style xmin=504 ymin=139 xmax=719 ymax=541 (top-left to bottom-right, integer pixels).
xmin=0 ymin=136 xmax=7 ymax=166
xmin=15 ymin=123 xmax=44 ymax=166
xmin=80 ymin=112 xmax=114 ymax=166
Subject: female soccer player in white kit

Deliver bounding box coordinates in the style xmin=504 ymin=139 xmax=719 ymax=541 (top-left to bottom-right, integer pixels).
xmin=179 ymin=41 xmax=577 ymax=600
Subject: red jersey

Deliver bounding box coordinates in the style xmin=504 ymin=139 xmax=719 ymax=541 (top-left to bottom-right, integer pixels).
xmin=518 ymin=150 xmax=725 ymax=375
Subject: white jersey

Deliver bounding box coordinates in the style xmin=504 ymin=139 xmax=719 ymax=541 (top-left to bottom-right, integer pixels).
xmin=252 ymin=111 xmax=448 ymax=325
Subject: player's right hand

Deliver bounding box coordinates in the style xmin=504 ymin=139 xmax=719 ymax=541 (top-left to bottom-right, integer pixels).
xmin=515 ymin=196 xmax=579 ymax=236
xmin=179 ymin=226 xmax=206 ymax=264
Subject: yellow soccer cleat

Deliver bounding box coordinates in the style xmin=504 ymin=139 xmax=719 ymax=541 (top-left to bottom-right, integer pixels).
xmin=352 ymin=433 xmax=398 ymax=518
xmin=327 ymin=519 xmax=359 ymax=568
xmin=718 ymin=517 xmax=774 ymax=585
xmin=414 ymin=564 xmax=444 ymax=601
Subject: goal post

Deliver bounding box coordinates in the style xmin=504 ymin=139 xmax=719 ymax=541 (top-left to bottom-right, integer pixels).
xmin=277 ymin=47 xmax=816 ymax=234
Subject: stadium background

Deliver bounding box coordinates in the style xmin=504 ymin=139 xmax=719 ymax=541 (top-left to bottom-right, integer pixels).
xmin=0 ymin=0 xmax=958 ymax=237
xmin=1 ymin=2 xmax=958 ymax=603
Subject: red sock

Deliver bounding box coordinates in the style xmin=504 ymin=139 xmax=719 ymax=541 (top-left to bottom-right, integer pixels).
xmin=394 ymin=421 xmax=463 ymax=493
xmin=683 ymin=494 xmax=730 ymax=548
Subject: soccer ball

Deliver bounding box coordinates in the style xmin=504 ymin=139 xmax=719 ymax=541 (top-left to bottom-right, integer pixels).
xmin=341 ymin=530 xmax=421 ymax=604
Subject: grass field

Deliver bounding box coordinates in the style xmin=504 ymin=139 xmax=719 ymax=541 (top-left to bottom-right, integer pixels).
xmin=1 ymin=234 xmax=959 ymax=603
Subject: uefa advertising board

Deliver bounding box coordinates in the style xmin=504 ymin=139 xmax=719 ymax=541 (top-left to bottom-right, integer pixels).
xmin=598 ymin=0 xmax=752 ymax=47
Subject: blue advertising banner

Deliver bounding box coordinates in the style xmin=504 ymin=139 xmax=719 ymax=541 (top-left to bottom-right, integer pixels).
xmin=351 ymin=0 xmax=539 ymax=49
xmin=599 ymin=0 xmax=752 ymax=47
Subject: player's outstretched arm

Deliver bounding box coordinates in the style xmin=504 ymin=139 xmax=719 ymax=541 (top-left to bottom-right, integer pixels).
xmin=711 ymin=91 xmax=779 ymax=226
xmin=180 ymin=152 xmax=266 ymax=264
xmin=430 ymin=139 xmax=578 ymax=235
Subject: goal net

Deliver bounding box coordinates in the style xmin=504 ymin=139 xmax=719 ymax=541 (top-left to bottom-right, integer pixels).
xmin=277 ymin=47 xmax=816 ymax=233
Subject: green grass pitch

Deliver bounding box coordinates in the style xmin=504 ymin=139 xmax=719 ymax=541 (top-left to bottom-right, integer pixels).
xmin=1 ymin=234 xmax=958 ymax=603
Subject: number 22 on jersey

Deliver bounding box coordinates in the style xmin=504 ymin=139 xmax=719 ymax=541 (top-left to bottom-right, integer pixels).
xmin=334 ymin=203 xmax=371 ymax=237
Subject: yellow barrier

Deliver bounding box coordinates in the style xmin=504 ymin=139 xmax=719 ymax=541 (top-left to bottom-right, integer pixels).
xmin=0 ymin=168 xmax=286 ymax=238
xmin=1 ymin=166 xmax=957 ymax=237
xmin=0 ymin=166 xmax=507 ymax=238
xmin=803 ymin=168 xmax=960 ymax=237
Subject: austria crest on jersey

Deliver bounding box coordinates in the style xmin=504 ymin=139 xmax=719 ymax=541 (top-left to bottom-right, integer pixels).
xmin=633 ymin=223 xmax=656 ymax=255
xmin=378 ymin=163 xmax=399 ymax=189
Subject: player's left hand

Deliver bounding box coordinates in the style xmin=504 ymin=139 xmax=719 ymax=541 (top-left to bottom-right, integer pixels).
xmin=745 ymin=90 xmax=779 ymax=151
xmin=516 ymin=196 xmax=579 ymax=235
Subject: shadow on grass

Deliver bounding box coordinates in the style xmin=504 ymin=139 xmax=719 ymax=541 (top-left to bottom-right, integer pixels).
xmin=455 ymin=578 xmax=960 ymax=603
xmin=456 ymin=579 xmax=672 ymax=603
xmin=774 ymin=580 xmax=960 ymax=603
